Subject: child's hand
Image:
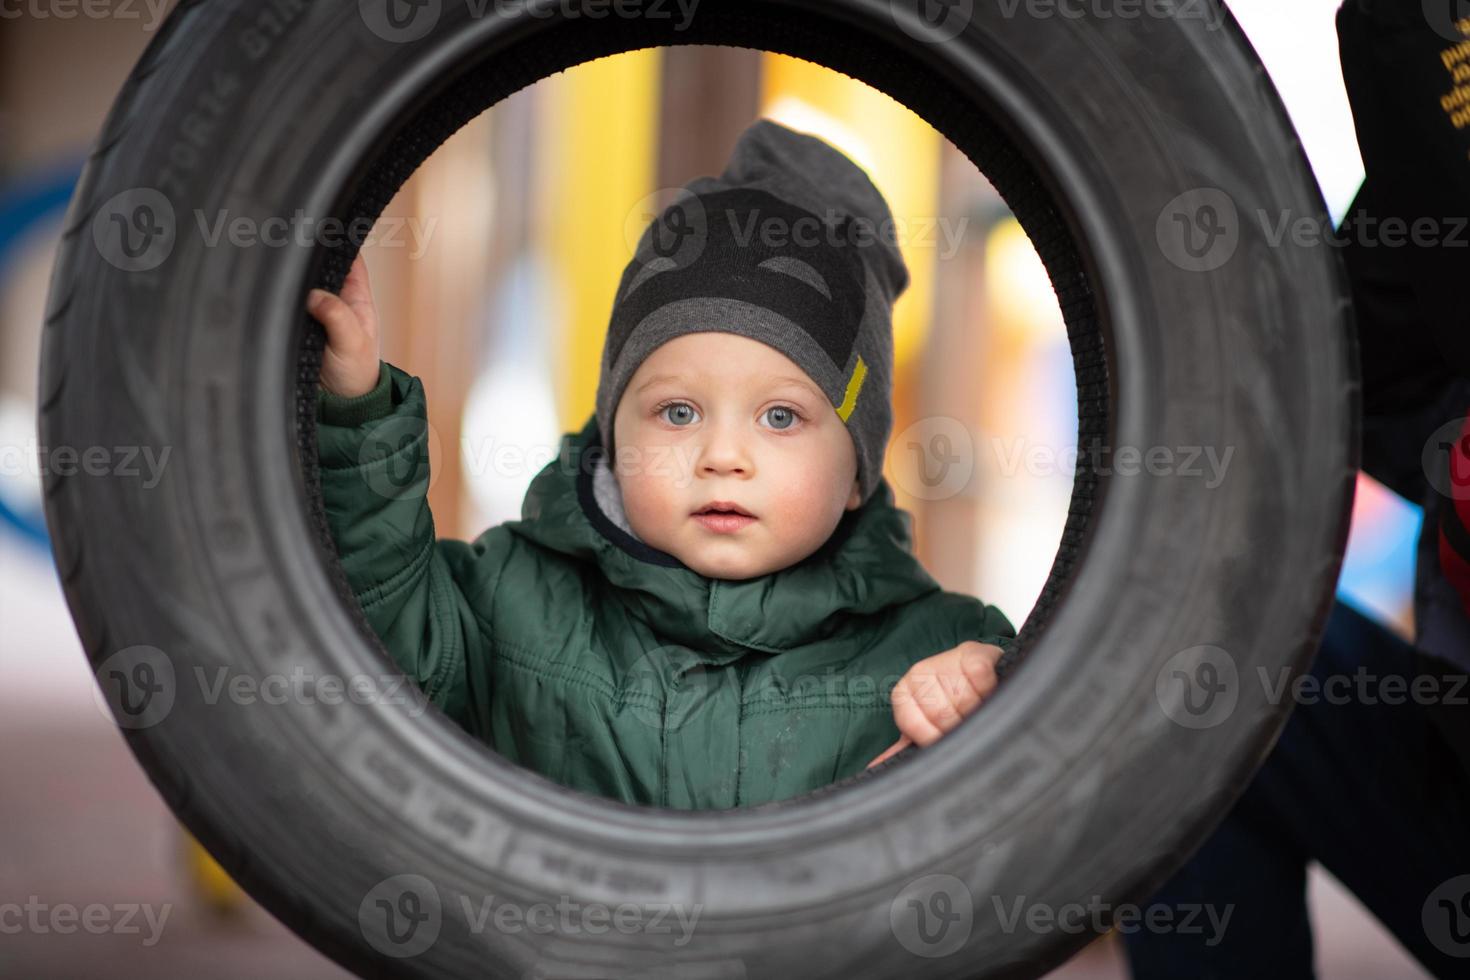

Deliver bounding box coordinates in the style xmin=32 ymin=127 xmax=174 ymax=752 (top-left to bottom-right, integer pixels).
xmin=865 ymin=641 xmax=1003 ymax=769
xmin=307 ymin=253 xmax=382 ymax=398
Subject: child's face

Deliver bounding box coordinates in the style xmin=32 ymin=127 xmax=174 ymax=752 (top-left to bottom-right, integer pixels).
xmin=611 ymin=332 xmax=862 ymax=580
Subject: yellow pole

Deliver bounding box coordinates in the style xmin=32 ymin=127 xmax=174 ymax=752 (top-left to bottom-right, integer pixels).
xmin=534 ymin=52 xmax=663 ymax=431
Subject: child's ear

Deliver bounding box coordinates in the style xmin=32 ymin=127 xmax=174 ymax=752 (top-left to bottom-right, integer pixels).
xmin=845 ymin=478 xmax=862 ymax=511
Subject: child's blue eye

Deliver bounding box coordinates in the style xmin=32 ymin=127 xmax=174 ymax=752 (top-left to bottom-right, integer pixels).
xmin=763 ymin=406 xmax=798 ymax=430
xmin=660 ymin=402 xmax=699 ymax=426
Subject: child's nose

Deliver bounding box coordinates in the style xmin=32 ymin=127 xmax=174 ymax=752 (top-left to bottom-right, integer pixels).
xmin=698 ymin=421 xmax=752 ymax=477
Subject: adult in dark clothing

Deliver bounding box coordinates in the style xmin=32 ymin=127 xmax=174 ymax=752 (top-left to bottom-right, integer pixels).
xmin=1124 ymin=2 xmax=1470 ymax=976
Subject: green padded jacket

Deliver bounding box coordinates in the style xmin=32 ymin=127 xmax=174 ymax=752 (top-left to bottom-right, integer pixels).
xmin=315 ymin=361 xmax=1016 ymax=810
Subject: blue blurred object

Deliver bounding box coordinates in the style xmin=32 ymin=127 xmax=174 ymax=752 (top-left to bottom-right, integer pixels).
xmin=0 ymin=162 xmax=82 ymax=551
xmin=1336 ymin=475 xmax=1423 ymax=637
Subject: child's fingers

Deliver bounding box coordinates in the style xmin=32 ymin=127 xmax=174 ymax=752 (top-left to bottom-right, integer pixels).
xmin=913 ymin=662 xmax=974 ymax=735
xmin=890 ymin=673 xmax=948 ymax=747
xmin=339 ymin=254 xmax=375 ymax=322
xmin=344 ymin=252 xmax=369 ymax=288
xmin=894 ymin=646 xmax=998 ymax=745
xmin=865 ymin=735 xmax=913 ymax=770
xmin=307 ymin=288 xmax=369 ymax=357
xmin=880 ymin=645 xmax=1004 ymax=761
xmin=306 ymin=287 xmax=349 ymax=332
xmin=921 ymin=644 xmax=998 ymax=724
xmin=957 ymin=641 xmax=1002 ymax=701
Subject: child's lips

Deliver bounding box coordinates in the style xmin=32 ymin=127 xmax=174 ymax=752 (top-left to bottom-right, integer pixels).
xmin=692 ymin=512 xmax=757 ymax=533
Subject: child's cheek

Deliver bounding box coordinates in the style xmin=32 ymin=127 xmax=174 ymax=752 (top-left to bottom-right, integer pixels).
xmin=619 ymin=467 xmax=677 ymax=545
xmin=771 ymin=448 xmax=831 ymax=520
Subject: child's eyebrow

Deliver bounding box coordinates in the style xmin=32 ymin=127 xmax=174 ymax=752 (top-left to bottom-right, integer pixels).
xmin=769 ymin=376 xmax=825 ymax=402
xmin=633 ymin=373 xmax=685 ymax=394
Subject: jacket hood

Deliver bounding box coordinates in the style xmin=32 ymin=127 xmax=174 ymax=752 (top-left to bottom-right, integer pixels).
xmin=501 ymin=416 xmax=940 ymax=658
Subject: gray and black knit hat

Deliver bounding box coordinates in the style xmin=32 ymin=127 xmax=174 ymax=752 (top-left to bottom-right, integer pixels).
xmin=594 ymin=118 xmax=910 ymax=505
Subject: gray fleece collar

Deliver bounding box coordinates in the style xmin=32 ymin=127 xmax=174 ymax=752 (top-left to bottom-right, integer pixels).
xmin=591 ymin=454 xmax=640 ymax=541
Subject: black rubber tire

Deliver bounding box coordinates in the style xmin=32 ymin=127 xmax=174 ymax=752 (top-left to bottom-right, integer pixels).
xmin=41 ymin=1 xmax=1357 ymax=977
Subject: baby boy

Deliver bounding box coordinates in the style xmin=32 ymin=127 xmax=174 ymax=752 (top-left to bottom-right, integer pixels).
xmin=307 ymin=118 xmax=1015 ymax=809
